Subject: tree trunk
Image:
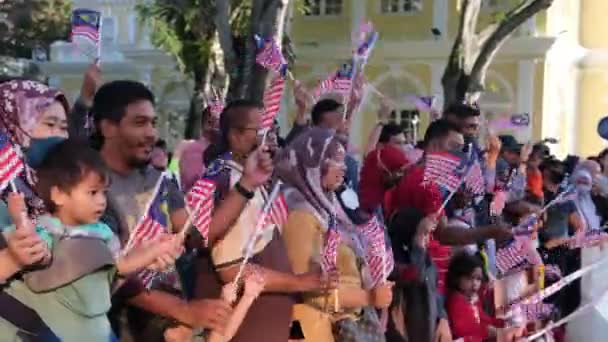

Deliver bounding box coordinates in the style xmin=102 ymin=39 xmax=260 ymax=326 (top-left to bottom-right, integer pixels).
xmin=441 ymin=0 xmax=554 ymax=110
xmin=184 ymin=64 xmax=208 ymax=139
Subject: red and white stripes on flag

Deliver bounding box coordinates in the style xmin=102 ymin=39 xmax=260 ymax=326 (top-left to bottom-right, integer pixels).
xmin=422 ymin=152 xmax=462 ymax=193
xmin=321 ymin=217 xmax=341 ymax=274
xmin=129 ymin=216 xmax=165 ymax=249
xmin=262 ymin=75 xmax=286 ymax=130
xmin=0 ymin=133 xmax=24 ymax=191
xmin=359 ymin=217 xmax=392 ymax=285
xmin=332 ymin=76 xmax=353 ymax=97
xmin=313 ymin=75 xmax=336 ymax=99
xmin=496 ymin=240 xmax=527 ymax=275
xmin=265 ymin=192 xmax=288 ymax=228
xmin=464 ymin=161 xmax=485 ymax=195
xmin=186 ymin=178 xmax=216 ymax=246
xmin=312 ymin=73 xmax=353 ymax=100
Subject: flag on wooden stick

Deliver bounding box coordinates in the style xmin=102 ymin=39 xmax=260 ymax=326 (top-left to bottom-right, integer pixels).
xmin=186 ymin=178 xmax=216 ymax=245
xmin=0 ymin=131 xmax=24 ymax=192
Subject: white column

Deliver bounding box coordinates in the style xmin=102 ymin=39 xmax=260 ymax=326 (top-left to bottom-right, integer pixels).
xmin=432 ymin=0 xmax=449 ymax=39
xmin=348 ymin=0 xmax=366 ymax=153
xmin=517 ymin=59 xmax=535 ymax=140
xmin=351 ymin=0 xmax=366 ymax=33
xmin=128 ymin=13 xmax=137 ymax=45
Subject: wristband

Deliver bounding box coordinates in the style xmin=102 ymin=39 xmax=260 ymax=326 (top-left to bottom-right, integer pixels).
xmin=235 ymin=182 xmax=254 ymax=200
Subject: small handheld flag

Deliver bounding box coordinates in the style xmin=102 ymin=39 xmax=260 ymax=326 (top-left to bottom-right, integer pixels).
xmin=422 ymin=152 xmax=463 ymax=195
xmin=321 ymin=215 xmax=341 ymax=275
xmin=186 ymin=178 xmax=216 ymax=246
xmin=71 ymin=9 xmax=102 ymax=59
xmin=262 ymin=75 xmax=286 ymax=131
xmin=254 ymin=35 xmax=287 ymax=75
xmin=0 ymin=131 xmax=24 ymax=192
xmin=123 ymin=174 xmax=171 ymax=288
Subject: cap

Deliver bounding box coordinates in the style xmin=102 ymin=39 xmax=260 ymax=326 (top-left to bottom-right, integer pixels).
xmin=499 ymin=135 xmax=522 ymax=153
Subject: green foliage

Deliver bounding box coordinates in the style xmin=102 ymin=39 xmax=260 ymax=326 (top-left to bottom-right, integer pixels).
xmin=0 ymin=0 xmax=71 ymax=58
xmin=136 ymin=0 xmax=212 ymax=75
xmin=136 ymin=0 xmax=252 ymax=79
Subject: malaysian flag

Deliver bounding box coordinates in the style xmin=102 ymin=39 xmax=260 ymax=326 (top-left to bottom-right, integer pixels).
xmin=0 ymin=131 xmax=24 ymax=192
xmin=355 ymin=30 xmax=379 ymax=62
xmin=254 ymin=35 xmax=287 ymax=75
xmin=321 ymin=215 xmax=341 ymax=275
xmin=124 ymin=175 xmax=171 ymax=288
xmin=496 ymin=235 xmax=542 ymax=275
xmin=266 ymin=192 xmax=288 ymax=227
xmin=262 ymin=74 xmax=286 ymax=130
xmin=359 ymin=217 xmax=392 ymax=285
xmin=313 ymin=74 xmax=337 ymax=99
xmin=186 ymin=178 xmax=216 ymax=246
xmin=333 ymin=59 xmax=355 ymax=97
xmin=71 ymin=9 xmax=102 ymax=56
xmin=423 ymin=152 xmax=463 ymax=195
xmin=496 ymin=239 xmax=527 ymax=275
xmin=464 ymin=161 xmax=485 ymax=195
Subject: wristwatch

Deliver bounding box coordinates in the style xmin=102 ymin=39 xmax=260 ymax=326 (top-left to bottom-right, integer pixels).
xmin=235 ymin=182 xmax=255 ymax=200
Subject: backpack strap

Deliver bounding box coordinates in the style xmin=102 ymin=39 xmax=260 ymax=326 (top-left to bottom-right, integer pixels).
xmin=0 ymin=290 xmax=60 ymax=341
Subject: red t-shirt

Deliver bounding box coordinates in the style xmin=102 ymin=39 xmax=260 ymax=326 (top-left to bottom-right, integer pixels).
xmin=388 ymin=164 xmax=451 ymax=294
xmin=446 ymin=292 xmax=504 ymax=342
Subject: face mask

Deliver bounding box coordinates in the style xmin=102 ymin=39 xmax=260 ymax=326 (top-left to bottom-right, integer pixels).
xmin=26 ymin=137 xmax=66 ymax=168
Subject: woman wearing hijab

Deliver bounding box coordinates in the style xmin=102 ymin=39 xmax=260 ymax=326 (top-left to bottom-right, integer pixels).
xmin=0 ymin=80 xmax=70 ymax=225
xmin=565 ymin=167 xmax=608 ymax=341
xmin=276 ymin=127 xmax=393 ymax=342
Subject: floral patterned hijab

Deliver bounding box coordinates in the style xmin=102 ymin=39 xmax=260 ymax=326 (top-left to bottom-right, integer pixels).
xmin=0 ymin=80 xmax=69 ymax=146
xmin=0 ymin=80 xmax=68 ymax=218
xmin=275 ymin=127 xmax=345 ymax=228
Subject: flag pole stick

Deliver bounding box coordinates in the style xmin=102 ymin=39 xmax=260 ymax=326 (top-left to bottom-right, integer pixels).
xmin=341 ymin=59 xmax=359 ymax=121
xmin=96 ymin=15 xmax=103 ymax=64
xmin=233 ymin=180 xmax=282 ymax=288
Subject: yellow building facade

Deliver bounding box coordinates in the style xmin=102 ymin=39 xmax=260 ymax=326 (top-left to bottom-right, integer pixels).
xmin=40 ymin=0 xmax=608 ymax=158
xmin=286 ymin=0 xmax=608 ymax=158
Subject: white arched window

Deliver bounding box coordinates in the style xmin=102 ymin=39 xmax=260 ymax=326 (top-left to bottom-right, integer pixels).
xmin=370 ymin=72 xmax=427 ymax=142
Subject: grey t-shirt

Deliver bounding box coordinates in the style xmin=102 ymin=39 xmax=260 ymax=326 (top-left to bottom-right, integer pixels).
xmin=102 ymin=166 xmax=184 ymax=240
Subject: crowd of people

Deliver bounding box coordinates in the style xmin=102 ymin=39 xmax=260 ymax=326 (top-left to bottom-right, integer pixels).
xmin=1 ymin=61 xmax=608 ymax=342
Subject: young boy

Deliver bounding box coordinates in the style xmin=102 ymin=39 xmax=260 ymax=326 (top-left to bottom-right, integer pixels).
xmin=0 ymin=140 xmax=183 ymax=341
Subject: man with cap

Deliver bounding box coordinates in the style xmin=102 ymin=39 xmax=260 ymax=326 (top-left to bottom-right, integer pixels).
xmin=496 ymin=135 xmax=533 ymax=204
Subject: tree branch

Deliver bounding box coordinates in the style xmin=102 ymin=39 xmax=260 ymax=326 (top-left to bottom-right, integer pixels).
xmin=214 ymin=0 xmax=238 ymax=84
xmin=469 ymin=0 xmax=553 ymax=92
